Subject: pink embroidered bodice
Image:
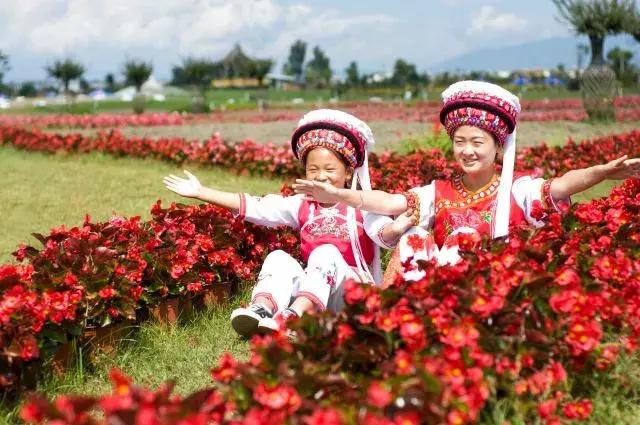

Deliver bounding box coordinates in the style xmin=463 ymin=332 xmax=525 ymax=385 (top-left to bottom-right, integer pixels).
xmin=298 ymin=201 xmax=374 ymax=267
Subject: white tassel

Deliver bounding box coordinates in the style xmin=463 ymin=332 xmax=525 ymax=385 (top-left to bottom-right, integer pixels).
xmin=493 ymin=130 xmax=516 ymax=238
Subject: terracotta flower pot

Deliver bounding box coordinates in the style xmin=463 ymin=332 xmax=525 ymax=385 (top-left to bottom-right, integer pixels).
xmin=197 ymin=284 xmax=233 ymax=308
xmin=149 ymin=297 xmax=193 ymax=325
xmin=83 ymin=321 xmax=132 ymax=360
xmin=51 ymin=341 xmax=75 ymax=377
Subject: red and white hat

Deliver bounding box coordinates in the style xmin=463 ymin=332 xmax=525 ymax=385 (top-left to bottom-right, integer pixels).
xmin=440 ymin=81 xmax=521 ymax=238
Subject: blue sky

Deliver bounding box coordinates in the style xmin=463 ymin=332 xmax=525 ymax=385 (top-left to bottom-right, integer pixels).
xmin=0 ymin=0 xmax=609 ymax=82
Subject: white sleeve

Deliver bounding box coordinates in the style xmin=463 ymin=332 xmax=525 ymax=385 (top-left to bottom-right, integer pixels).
xmin=239 ymin=193 xmax=302 ymax=228
xmin=512 ymin=176 xmax=570 ymax=227
xmin=363 ymin=212 xmax=395 ymax=249
xmin=409 ymin=182 xmax=436 ymax=229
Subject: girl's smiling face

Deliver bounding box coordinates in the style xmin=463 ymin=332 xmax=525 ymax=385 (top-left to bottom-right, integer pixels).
xmin=452 ymin=125 xmax=500 ymax=175
xmin=304 ymin=147 xmax=352 ymax=189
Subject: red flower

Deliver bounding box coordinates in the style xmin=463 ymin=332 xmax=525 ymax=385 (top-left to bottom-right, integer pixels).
xmin=537 ymin=399 xmax=558 ymax=418
xmin=344 ymin=280 xmax=367 ymax=305
xmin=336 ymin=324 xmax=355 ymax=346
xmin=574 ymin=203 xmax=604 ymax=224
xmin=441 ymin=324 xmax=479 ymax=348
xmin=19 ymin=335 xmax=40 ymax=360
xmin=566 ymin=320 xmax=602 ymax=355
xmin=98 ymin=286 xmax=116 ymax=300
xmin=553 ymin=267 xmax=580 ymax=287
xmin=304 ymin=408 xmax=343 ymax=425
xmin=253 ymin=383 xmax=301 ymax=413
xmin=563 ymin=399 xmax=592 ymax=419
xmin=393 ymin=411 xmax=420 ymax=425
xmin=394 ymin=350 xmax=415 ymax=375
xmin=211 ymin=352 xmax=238 ymax=384
xmin=399 ymin=319 xmax=426 ymax=351
xmin=367 ymin=381 xmax=392 ymax=408
xmin=406 ymin=234 xmax=424 ymax=252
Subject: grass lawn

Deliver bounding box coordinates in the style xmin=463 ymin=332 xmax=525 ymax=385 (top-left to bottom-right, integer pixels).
xmin=0 ymin=146 xmax=634 ymax=424
xmin=0 ymin=147 xmax=283 ymax=263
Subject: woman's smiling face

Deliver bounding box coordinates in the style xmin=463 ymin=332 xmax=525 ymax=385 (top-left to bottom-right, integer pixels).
xmin=452 ymin=125 xmax=500 ymax=175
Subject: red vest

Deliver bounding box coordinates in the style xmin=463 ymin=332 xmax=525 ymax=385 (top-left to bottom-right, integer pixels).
xmin=298 ymin=201 xmax=374 ymax=267
xmin=433 ymin=174 xmax=528 ymax=248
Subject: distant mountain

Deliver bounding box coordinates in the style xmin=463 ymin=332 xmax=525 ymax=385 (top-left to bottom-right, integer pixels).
xmin=428 ymin=36 xmax=639 ymax=72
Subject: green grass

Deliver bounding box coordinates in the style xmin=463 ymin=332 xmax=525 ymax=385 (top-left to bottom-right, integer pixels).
xmin=0 ymin=146 xmax=633 ymax=424
xmin=0 ymin=147 xmax=283 ymax=263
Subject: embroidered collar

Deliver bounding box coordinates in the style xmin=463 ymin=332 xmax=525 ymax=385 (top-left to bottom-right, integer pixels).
xmin=436 ymin=174 xmax=501 ymax=213
xmin=454 ymin=173 xmax=500 ymax=199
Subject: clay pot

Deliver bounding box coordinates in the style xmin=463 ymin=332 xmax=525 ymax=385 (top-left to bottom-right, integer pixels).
xmin=149 ymin=297 xmax=193 ymax=325
xmin=197 ymin=284 xmax=233 ymax=309
xmin=83 ymin=321 xmax=132 ymax=360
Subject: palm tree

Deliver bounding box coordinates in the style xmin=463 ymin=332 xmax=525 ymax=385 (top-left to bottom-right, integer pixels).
xmin=45 ymin=59 xmax=85 ymax=98
xmin=123 ymin=59 xmax=153 ymax=114
xmin=553 ymin=0 xmax=638 ymax=120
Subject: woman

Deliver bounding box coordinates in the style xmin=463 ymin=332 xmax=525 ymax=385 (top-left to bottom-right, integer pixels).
xmin=293 ymin=81 xmax=640 ymax=282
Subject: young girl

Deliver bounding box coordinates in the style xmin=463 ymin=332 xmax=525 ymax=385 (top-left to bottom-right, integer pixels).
xmin=294 ymin=81 xmax=640 ymax=281
xmin=163 ymin=109 xmax=403 ymax=337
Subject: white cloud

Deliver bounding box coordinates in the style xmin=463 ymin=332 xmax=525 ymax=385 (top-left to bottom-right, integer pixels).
xmin=467 ymin=5 xmax=527 ymax=35
xmin=1 ymin=0 xmax=396 ymax=60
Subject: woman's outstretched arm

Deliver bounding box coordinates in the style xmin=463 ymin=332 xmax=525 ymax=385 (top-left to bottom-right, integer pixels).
xmin=292 ymin=179 xmax=408 ymax=215
xmin=550 ymin=155 xmax=640 ymax=199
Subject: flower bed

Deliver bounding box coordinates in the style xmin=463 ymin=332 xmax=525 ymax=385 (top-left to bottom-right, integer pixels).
xmin=2 ymin=124 xmax=640 ymax=186
xmin=2 ymin=96 xmax=640 ymax=129
xmin=0 ymin=202 xmax=298 ymax=395
xmin=19 ymin=178 xmax=640 ymax=424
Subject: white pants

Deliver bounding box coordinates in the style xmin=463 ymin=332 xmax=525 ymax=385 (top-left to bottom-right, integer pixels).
xmin=251 ymin=245 xmax=359 ymax=314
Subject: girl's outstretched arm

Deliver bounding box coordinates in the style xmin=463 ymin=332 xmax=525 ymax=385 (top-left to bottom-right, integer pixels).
xmin=163 ymin=170 xmax=241 ymax=212
xmin=550 ymin=156 xmax=640 ymax=199
xmin=292 ymin=179 xmax=408 ymax=215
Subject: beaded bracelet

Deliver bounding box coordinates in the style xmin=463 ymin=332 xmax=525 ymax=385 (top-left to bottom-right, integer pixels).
xmin=402 ymin=191 xmax=421 ymax=223
xmin=541 ymin=178 xmax=555 ymax=210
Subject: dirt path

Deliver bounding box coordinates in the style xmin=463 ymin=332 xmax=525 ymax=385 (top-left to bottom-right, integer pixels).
xmin=48 ymin=120 xmax=639 ymax=152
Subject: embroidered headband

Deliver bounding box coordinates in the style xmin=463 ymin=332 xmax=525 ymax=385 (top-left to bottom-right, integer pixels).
xmin=296 ymin=128 xmax=358 ymax=168
xmin=440 ymin=82 xmax=520 ymax=146
xmin=291 ymin=109 xmax=372 ymax=168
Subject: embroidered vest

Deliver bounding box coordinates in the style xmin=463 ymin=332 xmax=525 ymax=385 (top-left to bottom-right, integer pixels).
xmin=433 ymin=174 xmax=528 ymax=248
xmin=298 ymin=201 xmax=374 ymax=267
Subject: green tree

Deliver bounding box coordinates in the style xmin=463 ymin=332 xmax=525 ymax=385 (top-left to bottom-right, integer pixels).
xmin=172 ymin=57 xmax=216 ymax=91
xmin=607 ymin=47 xmax=633 ymax=76
xmin=105 ymin=73 xmax=116 ymax=92
xmin=79 ymin=78 xmax=91 ymax=93
xmin=607 ymin=47 xmax=638 ymax=86
xmin=283 ymin=40 xmax=307 ymax=81
xmin=345 ymin=61 xmax=359 ymax=87
xmin=0 ymin=50 xmax=9 ymax=93
xmin=251 ymin=59 xmax=273 ymax=85
xmin=171 ymin=57 xmax=218 ymax=112
xmin=392 ymin=59 xmax=420 ymax=86
xmin=553 ymin=0 xmax=637 ymax=120
xmin=122 ymin=59 xmax=153 ymax=92
xmin=305 ymin=46 xmax=331 ymax=88
xmin=18 ymin=81 xmax=38 ymax=97
xmin=45 ymin=58 xmax=86 ymax=96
